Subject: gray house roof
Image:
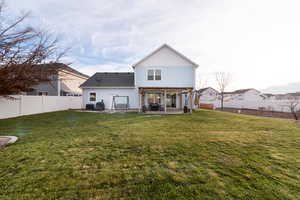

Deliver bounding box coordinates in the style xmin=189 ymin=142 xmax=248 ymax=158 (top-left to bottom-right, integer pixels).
xmin=197 ymin=87 xmax=219 ymax=94
xmin=80 ymin=72 xmax=135 ymax=88
xmin=224 ymin=88 xmax=259 ymax=95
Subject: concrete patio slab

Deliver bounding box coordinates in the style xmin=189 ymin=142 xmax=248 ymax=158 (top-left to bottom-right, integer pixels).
xmin=0 ymin=136 xmax=18 ymax=147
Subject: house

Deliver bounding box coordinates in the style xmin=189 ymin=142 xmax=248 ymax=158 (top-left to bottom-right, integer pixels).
xmin=27 ymin=63 xmax=89 ymax=96
xmin=273 ymin=92 xmax=300 ymax=100
xmin=224 ymin=88 xmax=262 ymax=101
xmin=80 ymin=44 xmax=198 ymax=112
xmin=260 ymin=93 xmax=275 ymax=100
xmin=197 ymin=87 xmax=219 ymax=101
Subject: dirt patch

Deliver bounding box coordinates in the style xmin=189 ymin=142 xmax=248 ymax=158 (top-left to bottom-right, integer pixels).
xmin=218 ymin=155 xmax=243 ymax=167
xmin=167 ymin=161 xmax=178 ymax=169
xmin=208 ymin=169 xmax=219 ymax=178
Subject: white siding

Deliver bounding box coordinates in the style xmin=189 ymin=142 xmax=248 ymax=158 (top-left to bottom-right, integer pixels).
xmin=224 ymin=90 xmax=262 ymax=101
xmin=134 ymin=46 xmax=196 ymax=88
xmin=137 ymin=46 xmax=193 ymax=67
xmin=200 ymin=88 xmax=219 ymax=101
xmin=82 ymin=88 xmax=139 ymax=109
xmin=59 ymin=71 xmax=88 ymax=95
xmin=135 ymin=66 xmax=195 ymax=88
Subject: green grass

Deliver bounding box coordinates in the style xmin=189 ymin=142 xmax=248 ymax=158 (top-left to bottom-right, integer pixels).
xmin=0 ymin=110 xmax=300 ymax=200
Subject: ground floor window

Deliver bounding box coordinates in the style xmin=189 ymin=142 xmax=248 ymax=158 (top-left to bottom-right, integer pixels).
xmin=89 ymin=92 xmax=96 ymax=101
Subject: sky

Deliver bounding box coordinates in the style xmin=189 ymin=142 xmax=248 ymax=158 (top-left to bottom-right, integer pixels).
xmin=6 ymin=0 xmax=300 ymax=91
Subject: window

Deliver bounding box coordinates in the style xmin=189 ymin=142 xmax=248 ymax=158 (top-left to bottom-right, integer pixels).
xmin=155 ymin=69 xmax=161 ymax=80
xmin=147 ymin=69 xmax=161 ymax=81
xmin=147 ymin=69 xmax=154 ymax=80
xmin=38 ymin=91 xmax=48 ymax=96
xmin=89 ymin=92 xmax=96 ymax=101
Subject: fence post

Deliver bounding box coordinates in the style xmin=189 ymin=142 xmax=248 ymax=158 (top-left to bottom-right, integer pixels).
xmin=42 ymin=95 xmax=44 ymax=113
xmin=19 ymin=95 xmax=23 ymax=117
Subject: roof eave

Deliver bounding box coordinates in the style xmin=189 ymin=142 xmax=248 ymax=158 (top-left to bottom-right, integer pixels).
xmin=80 ymin=86 xmax=135 ymax=89
xmin=132 ymin=44 xmax=199 ymax=68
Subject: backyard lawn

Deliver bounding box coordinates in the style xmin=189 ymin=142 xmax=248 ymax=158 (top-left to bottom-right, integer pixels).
xmin=0 ymin=110 xmax=300 ymax=200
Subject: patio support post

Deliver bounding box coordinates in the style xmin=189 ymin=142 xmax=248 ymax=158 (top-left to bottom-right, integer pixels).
xmin=139 ymin=90 xmax=141 ymax=112
xmin=189 ymin=92 xmax=193 ymax=113
xmin=175 ymin=91 xmax=178 ymax=109
xmin=142 ymin=93 xmax=145 ymax=111
xmin=164 ymin=89 xmax=167 ymax=113
xmin=179 ymin=93 xmax=182 ymax=109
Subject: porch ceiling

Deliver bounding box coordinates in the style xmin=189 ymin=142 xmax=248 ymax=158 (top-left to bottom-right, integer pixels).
xmin=138 ymin=87 xmax=193 ymax=94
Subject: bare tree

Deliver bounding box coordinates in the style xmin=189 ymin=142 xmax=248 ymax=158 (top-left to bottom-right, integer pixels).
xmin=0 ymin=1 xmax=68 ymax=96
xmin=194 ymin=77 xmax=208 ymax=108
xmin=215 ymin=72 xmax=232 ymax=110
xmin=284 ymin=96 xmax=300 ymax=120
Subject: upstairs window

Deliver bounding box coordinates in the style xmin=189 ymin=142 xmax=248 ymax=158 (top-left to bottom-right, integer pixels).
xmin=155 ymin=69 xmax=161 ymax=80
xmin=147 ymin=69 xmax=161 ymax=81
xmin=89 ymin=92 xmax=96 ymax=101
xmin=147 ymin=69 xmax=154 ymax=80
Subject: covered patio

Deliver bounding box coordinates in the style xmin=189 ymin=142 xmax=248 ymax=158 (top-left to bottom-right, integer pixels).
xmin=138 ymin=87 xmax=194 ymax=113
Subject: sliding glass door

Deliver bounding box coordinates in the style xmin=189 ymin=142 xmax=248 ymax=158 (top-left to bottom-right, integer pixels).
xmin=147 ymin=93 xmax=162 ymax=104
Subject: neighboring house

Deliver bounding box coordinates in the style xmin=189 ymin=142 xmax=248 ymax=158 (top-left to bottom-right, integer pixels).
xmin=273 ymin=92 xmax=300 ymax=100
xmin=224 ymin=88 xmax=262 ymax=101
xmin=196 ymin=87 xmax=300 ymax=112
xmin=260 ymin=93 xmax=275 ymax=100
xmin=260 ymin=92 xmax=300 ymax=100
xmin=27 ymin=63 xmax=89 ymax=96
xmin=197 ymin=87 xmax=219 ymax=101
xmin=80 ymin=44 xmax=198 ymax=111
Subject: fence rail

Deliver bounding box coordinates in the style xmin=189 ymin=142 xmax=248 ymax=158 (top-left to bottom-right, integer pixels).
xmin=0 ymin=95 xmax=83 ymax=119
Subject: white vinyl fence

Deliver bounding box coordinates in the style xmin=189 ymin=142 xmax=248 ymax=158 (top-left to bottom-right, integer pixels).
xmin=0 ymin=95 xmax=83 ymax=119
xmin=201 ymin=99 xmax=298 ymax=113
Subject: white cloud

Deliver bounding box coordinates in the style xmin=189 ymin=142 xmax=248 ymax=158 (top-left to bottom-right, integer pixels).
xmin=6 ymin=0 xmax=300 ymax=91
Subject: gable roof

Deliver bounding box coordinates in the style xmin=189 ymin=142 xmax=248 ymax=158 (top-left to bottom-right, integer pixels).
xmin=80 ymin=72 xmax=135 ymax=88
xmin=197 ymin=87 xmax=219 ymax=94
xmin=224 ymin=88 xmax=260 ymax=95
xmin=36 ymin=63 xmax=90 ymax=79
xmin=261 ymin=93 xmax=275 ymax=99
xmin=132 ymin=44 xmax=198 ymax=68
xmin=262 ymin=93 xmax=274 ymax=97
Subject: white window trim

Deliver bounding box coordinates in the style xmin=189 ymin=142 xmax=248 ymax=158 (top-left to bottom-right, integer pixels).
xmin=89 ymin=92 xmax=97 ymax=102
xmin=147 ymin=68 xmax=162 ymax=81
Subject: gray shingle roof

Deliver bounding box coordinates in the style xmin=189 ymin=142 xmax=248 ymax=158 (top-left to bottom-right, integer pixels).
xmin=224 ymin=88 xmax=259 ymax=95
xmin=197 ymin=87 xmax=219 ymax=94
xmin=80 ymin=72 xmax=135 ymax=88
